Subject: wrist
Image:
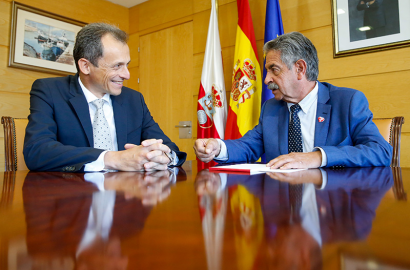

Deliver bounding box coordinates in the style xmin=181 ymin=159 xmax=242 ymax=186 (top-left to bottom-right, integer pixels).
xmin=164 ymin=151 xmax=174 ymax=166
xmin=216 ymin=139 xmax=222 ymax=157
xmin=104 ymin=151 xmax=118 ymax=170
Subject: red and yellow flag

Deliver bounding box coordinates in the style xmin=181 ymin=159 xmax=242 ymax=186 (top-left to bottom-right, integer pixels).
xmin=225 ymin=0 xmax=262 ymax=140
xmin=197 ymin=0 xmax=227 ymax=170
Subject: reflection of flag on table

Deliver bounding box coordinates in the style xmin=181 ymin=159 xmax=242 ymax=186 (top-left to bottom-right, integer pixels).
xmin=229 ymin=185 xmax=264 ymax=269
xmin=198 ymin=190 xmax=228 ymax=270
xmin=225 ymin=0 xmax=262 ymax=140
xmin=196 ymin=0 xmax=227 ymax=170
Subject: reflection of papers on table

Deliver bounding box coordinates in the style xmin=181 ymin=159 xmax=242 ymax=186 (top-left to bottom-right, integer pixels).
xmin=209 ymin=164 xmax=306 ymax=175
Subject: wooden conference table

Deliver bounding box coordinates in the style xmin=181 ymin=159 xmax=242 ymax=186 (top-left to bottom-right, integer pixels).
xmin=0 ymin=162 xmax=410 ymax=269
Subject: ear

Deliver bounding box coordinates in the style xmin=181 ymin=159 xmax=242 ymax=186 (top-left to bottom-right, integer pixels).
xmin=294 ymin=59 xmax=307 ymax=80
xmin=78 ymin=58 xmax=91 ymax=75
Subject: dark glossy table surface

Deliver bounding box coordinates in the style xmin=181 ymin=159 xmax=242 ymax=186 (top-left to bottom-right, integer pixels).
xmin=1 ymin=162 xmax=410 ymax=270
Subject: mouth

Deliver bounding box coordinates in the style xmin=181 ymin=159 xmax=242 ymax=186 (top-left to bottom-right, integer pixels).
xmin=111 ymin=80 xmax=124 ymax=87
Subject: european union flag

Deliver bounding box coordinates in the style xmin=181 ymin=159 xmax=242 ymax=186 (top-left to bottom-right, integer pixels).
xmin=262 ymin=0 xmax=284 ymax=105
xmin=261 ymin=0 xmax=283 ymax=162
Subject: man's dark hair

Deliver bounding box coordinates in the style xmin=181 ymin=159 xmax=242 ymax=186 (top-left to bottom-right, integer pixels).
xmin=263 ymin=32 xmax=319 ymax=81
xmin=73 ymin=23 xmax=128 ymax=72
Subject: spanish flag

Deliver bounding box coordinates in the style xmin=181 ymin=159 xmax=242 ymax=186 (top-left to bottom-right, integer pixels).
xmin=225 ymin=0 xmax=262 ymax=140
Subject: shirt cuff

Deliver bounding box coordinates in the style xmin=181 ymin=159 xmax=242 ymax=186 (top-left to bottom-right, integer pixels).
xmin=214 ymin=139 xmax=229 ymax=161
xmin=314 ymin=147 xmax=327 ymax=167
xmin=167 ymin=150 xmax=179 ymax=167
xmin=84 ymin=151 xmax=108 ymax=172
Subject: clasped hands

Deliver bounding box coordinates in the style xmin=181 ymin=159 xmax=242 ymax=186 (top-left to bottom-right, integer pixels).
xmin=105 ymin=139 xmax=172 ymax=171
xmin=194 ymin=138 xmax=322 ymax=169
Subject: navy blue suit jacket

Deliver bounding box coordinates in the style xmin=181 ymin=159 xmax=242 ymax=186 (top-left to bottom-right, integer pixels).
xmin=223 ymin=82 xmax=392 ymax=167
xmin=23 ymin=74 xmax=187 ymax=172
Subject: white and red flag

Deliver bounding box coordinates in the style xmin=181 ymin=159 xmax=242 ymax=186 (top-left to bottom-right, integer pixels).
xmin=197 ymin=0 xmax=227 ymax=169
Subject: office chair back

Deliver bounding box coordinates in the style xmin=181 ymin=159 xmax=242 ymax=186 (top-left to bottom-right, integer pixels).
xmin=1 ymin=116 xmax=28 ymax=171
xmin=373 ymin=116 xmax=404 ymax=167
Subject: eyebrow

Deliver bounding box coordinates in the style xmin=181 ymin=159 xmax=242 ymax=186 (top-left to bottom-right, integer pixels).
xmin=266 ymin=63 xmax=279 ymax=70
xmin=113 ymin=60 xmax=131 ymax=66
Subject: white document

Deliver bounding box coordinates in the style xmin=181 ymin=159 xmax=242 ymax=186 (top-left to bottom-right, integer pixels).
xmin=209 ymin=163 xmax=306 ymax=174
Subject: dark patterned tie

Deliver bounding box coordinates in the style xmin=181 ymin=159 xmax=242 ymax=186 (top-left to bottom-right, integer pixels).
xmin=288 ymin=104 xmax=303 ymax=153
xmin=91 ymin=99 xmax=113 ymax=151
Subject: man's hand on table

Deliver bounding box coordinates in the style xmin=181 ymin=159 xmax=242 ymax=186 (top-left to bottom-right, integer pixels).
xmin=104 ymin=139 xmax=172 ymax=171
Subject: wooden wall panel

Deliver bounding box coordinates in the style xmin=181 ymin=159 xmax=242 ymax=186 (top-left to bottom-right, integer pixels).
xmin=193 ymin=53 xmax=203 ymax=96
xmin=129 ymin=4 xmax=140 ymax=34
xmin=193 ymin=9 xmax=210 ymax=54
xmin=326 ymin=70 xmax=410 ymax=132
xmin=138 ymin=0 xmax=193 ymax=31
xmin=280 ymin=0 xmax=331 ymax=32
xmin=0 ymin=92 xmax=30 ymax=127
xmin=128 ymin=34 xmax=139 ymax=68
xmin=139 ymin=22 xmax=194 ymax=160
xmin=401 ymin=134 xmax=410 ymax=167
xmin=128 ymin=67 xmax=139 ymax=92
xmin=0 ymin=1 xmax=10 ymax=47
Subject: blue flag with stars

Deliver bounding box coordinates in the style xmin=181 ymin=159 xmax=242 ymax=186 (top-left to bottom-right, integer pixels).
xmin=262 ymin=0 xmax=284 ymax=163
xmin=262 ymin=0 xmax=284 ymax=104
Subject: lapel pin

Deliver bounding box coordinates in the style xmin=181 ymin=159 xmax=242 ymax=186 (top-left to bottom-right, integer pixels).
xmin=318 ymin=117 xmax=325 ymax=123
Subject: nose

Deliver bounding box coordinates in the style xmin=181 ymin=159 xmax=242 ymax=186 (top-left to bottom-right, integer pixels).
xmin=121 ymin=66 xmax=130 ymax=80
xmin=264 ymin=73 xmax=272 ymax=85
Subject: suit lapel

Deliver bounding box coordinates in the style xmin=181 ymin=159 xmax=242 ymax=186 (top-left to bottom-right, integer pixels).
xmin=68 ymin=75 xmax=94 ymax=146
xmin=278 ymin=103 xmax=289 ymax=154
xmin=111 ymin=94 xmax=127 ymax=150
xmin=314 ymin=82 xmax=331 ymax=147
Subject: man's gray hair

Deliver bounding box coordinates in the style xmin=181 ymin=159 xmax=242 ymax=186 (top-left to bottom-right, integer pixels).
xmin=73 ymin=22 xmax=128 ymax=72
xmin=263 ymin=32 xmax=319 ymax=81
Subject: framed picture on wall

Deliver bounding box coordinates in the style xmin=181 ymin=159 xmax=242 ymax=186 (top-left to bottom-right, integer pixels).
xmin=331 ymin=0 xmax=410 ymax=57
xmin=8 ymin=2 xmax=86 ymax=75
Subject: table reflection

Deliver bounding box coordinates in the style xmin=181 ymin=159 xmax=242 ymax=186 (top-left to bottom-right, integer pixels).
xmin=195 ymin=167 xmax=394 ymax=270
xmin=22 ymin=170 xmax=175 ymax=270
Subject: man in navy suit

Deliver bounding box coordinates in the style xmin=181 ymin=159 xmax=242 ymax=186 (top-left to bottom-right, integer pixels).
xmin=194 ymin=32 xmax=391 ymax=168
xmin=23 ymin=23 xmax=186 ymax=172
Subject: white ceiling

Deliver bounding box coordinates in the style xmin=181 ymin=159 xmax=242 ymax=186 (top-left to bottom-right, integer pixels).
xmin=106 ymin=0 xmax=148 ymax=8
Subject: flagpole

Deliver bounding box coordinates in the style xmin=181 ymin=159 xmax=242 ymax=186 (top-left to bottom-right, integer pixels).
xmin=215 ymin=0 xmax=219 ymax=17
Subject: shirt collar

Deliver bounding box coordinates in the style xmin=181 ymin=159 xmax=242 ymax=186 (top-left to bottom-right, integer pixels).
xmin=78 ymin=77 xmax=111 ymax=105
xmin=287 ymin=81 xmax=318 ymax=114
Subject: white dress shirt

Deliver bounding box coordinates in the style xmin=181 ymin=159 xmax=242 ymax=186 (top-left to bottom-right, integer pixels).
xmin=79 ymin=78 xmax=118 ymax=171
xmin=215 ymin=82 xmax=327 ymax=167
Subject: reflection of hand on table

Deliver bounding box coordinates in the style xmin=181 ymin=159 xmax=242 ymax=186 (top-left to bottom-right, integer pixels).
xmin=104 ymin=170 xmax=172 ymax=205
xmin=195 ymin=169 xmax=222 ymax=196
xmin=266 ymin=169 xmax=322 ymax=186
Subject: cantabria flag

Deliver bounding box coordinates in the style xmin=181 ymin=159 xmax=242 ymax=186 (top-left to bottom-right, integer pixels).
xmin=196 ymin=0 xmax=227 ymax=169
